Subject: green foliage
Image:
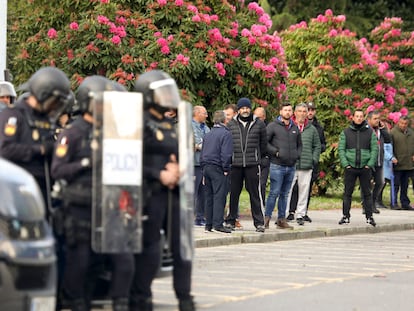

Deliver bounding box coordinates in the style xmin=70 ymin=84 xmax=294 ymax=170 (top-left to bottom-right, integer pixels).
xmin=8 ymin=0 xmax=287 ymax=114
xmin=281 ymin=10 xmax=413 ymax=193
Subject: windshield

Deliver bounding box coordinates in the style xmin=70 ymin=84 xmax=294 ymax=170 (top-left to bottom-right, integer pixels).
xmin=0 ymin=160 xmax=45 ymax=221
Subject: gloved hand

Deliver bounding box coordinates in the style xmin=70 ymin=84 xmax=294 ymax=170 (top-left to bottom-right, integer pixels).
xmin=40 ymin=141 xmax=55 ymax=156
xmin=80 ymin=158 xmax=91 ymax=168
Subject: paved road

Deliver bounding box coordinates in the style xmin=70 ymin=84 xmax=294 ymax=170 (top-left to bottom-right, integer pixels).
xmin=151 ymin=230 xmax=414 ymax=310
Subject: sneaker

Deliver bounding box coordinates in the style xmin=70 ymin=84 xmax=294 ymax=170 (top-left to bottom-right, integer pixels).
xmin=276 ymin=218 xmax=293 ymax=229
xmin=225 ymin=223 xmax=235 ymax=231
xmin=255 ymin=225 xmax=265 ymax=233
xmin=235 ymin=219 xmax=243 ymax=229
xmin=286 ymin=213 xmax=295 ymax=221
xmin=338 ymin=216 xmax=350 ymax=225
xmin=391 ymin=204 xmax=401 ymax=210
xmin=194 ymin=218 xmax=206 ymax=226
xmin=366 ymin=217 xmax=376 ymax=227
xmin=296 ymin=217 xmax=304 ymax=226
xmin=375 ymin=202 xmax=387 ymax=209
xmin=213 ymin=226 xmax=232 ymax=233
xmin=204 ymin=225 xmax=212 ymax=232
xmin=179 ymin=297 xmax=195 ymax=311
xmin=264 ymin=216 xmax=270 ymax=229
xmin=401 ymin=205 xmax=414 ymax=211
xmin=303 ymin=215 xmax=312 ymax=222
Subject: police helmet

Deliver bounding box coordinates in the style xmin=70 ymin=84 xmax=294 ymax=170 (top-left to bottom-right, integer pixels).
xmin=0 ymin=81 xmax=17 ymax=104
xmin=21 ymin=67 xmax=72 ymax=113
xmin=76 ymin=75 xmax=117 ymax=114
xmin=134 ymin=70 xmax=180 ymax=110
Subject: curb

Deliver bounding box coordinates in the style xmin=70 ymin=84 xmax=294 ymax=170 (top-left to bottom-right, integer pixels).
xmin=194 ymin=223 xmax=414 ymax=248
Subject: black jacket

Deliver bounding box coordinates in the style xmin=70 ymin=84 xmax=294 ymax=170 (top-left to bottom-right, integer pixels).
xmin=266 ymin=117 xmax=302 ymax=166
xmin=309 ymin=116 xmax=326 ymax=153
xmin=227 ymin=115 xmax=267 ymax=167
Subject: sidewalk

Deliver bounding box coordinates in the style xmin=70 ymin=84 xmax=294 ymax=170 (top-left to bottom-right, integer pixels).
xmin=194 ymin=208 xmax=414 ymax=248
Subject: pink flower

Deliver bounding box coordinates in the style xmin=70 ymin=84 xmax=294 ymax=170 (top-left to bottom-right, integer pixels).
xmin=344 ymin=109 xmax=352 ymax=117
xmin=366 ymin=105 xmax=375 ymax=113
xmin=160 ymin=45 xmax=170 ymax=55
xmin=154 ymin=32 xmax=162 ymax=38
xmin=400 ymin=58 xmax=413 ymax=65
xmin=375 ymin=83 xmax=384 ymax=93
xmin=97 ymin=15 xmax=109 ymax=24
xmin=175 ymin=0 xmax=184 ymax=6
xmin=231 ymin=49 xmax=240 ymax=57
xmin=150 ymin=62 xmax=158 ymax=69
xmin=215 ymin=63 xmax=226 ymax=76
xmin=192 ymin=15 xmax=201 ymax=22
xmin=400 ymin=107 xmax=408 ymax=116
xmin=342 ymin=88 xmax=352 ymax=96
xmin=157 ymin=0 xmax=167 ymax=6
xmin=248 ymin=37 xmax=256 ymax=45
xmin=156 ymin=38 xmax=168 ymax=47
xmin=384 ymin=71 xmax=395 ymax=80
xmin=47 ymin=28 xmax=57 ymax=39
xmin=69 ymin=22 xmax=79 ymax=30
xmin=319 ymin=171 xmax=326 ymax=178
xmin=111 ymin=35 xmax=121 ymax=45
xmin=100 ymin=0 xmax=109 ymax=3
xmin=328 ymin=29 xmax=338 ymax=37
xmin=187 ymin=5 xmax=198 ymax=13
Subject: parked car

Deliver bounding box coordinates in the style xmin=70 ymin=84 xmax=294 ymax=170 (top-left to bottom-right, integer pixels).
xmin=0 ymin=158 xmax=57 ymax=311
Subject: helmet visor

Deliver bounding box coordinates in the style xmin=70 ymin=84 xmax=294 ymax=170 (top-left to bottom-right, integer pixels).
xmin=150 ymin=78 xmax=180 ymax=109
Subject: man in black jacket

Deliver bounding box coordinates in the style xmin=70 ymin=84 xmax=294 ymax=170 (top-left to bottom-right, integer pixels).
xmin=225 ymin=98 xmax=267 ymax=232
xmin=264 ymin=102 xmax=302 ymax=229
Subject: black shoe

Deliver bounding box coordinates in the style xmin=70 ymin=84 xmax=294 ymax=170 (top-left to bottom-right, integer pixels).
xmin=372 ymin=207 xmax=380 ymax=214
xmin=296 ymin=217 xmax=304 ymax=225
xmin=113 ymin=298 xmax=129 ymax=311
xmin=375 ymin=202 xmax=387 ymax=209
xmin=130 ymin=298 xmax=153 ymax=311
xmin=367 ymin=217 xmax=376 ymax=227
xmin=338 ymin=216 xmax=350 ymax=225
xmin=255 ymin=225 xmax=265 ymax=233
xmin=179 ymin=298 xmax=195 ymax=311
xmin=303 ymin=215 xmax=312 ymax=222
xmin=391 ymin=204 xmax=401 ymax=210
xmin=225 ymin=223 xmax=235 ymax=231
xmin=204 ymin=225 xmax=212 ymax=232
xmin=213 ymin=226 xmax=232 ymax=233
xmin=286 ymin=213 xmax=295 ymax=221
xmin=401 ymin=205 xmax=414 ymax=211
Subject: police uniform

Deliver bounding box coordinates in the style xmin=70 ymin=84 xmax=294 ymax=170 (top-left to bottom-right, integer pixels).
xmin=51 ymin=117 xmax=134 ymax=310
xmin=0 ymin=98 xmax=55 ymax=210
xmin=130 ymin=111 xmax=192 ymax=309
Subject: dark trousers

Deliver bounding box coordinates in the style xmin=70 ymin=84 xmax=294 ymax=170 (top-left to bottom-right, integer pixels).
xmin=204 ymin=164 xmax=228 ymax=228
xmin=194 ymin=166 xmax=205 ymax=221
xmin=227 ymin=166 xmax=264 ymax=227
xmin=130 ymin=189 xmax=192 ymax=304
xmin=394 ymin=170 xmax=413 ymax=207
xmin=372 ymin=166 xmax=385 ymax=204
xmin=343 ymin=167 xmax=373 ymax=218
xmin=260 ymin=162 xmax=270 ymax=206
xmin=63 ymin=241 xmax=134 ymax=302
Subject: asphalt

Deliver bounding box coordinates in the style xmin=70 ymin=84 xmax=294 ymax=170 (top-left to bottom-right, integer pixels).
xmin=193 ymin=207 xmax=414 ymax=248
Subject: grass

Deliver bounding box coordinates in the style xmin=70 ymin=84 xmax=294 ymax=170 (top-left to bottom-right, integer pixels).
xmin=236 ymin=182 xmax=414 ymax=217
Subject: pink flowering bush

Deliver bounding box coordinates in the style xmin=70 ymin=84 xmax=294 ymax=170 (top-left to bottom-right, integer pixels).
xmin=9 ymin=1 xmax=288 ymax=110
xmin=281 ymin=10 xmax=414 ymax=193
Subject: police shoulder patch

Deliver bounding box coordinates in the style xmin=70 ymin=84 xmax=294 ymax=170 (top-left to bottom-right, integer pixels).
xmin=4 ymin=117 xmax=17 ymax=136
xmin=56 ymin=136 xmax=69 ymax=157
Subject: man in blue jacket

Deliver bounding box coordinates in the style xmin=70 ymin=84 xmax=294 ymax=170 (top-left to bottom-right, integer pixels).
xmin=200 ymin=110 xmax=233 ymax=233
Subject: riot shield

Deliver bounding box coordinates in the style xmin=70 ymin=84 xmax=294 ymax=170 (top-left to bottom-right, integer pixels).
xmin=178 ymin=100 xmax=195 ymax=261
xmin=91 ymin=91 xmax=143 ymax=253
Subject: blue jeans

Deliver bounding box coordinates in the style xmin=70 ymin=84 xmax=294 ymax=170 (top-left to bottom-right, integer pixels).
xmin=265 ymin=163 xmax=295 ymax=219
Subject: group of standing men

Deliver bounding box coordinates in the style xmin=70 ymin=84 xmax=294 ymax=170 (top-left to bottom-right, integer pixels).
xmin=193 ymin=97 xmax=414 ymax=233
xmin=193 ymin=99 xmax=324 ymax=233
xmin=0 ymin=68 xmax=195 ymax=311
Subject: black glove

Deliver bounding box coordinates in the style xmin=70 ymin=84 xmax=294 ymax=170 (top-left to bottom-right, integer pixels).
xmin=41 ymin=141 xmax=55 ymax=156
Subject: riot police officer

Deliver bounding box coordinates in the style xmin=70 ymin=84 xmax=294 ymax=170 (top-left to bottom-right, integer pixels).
xmin=51 ymin=76 xmax=134 ymax=311
xmin=130 ymin=70 xmax=195 ymax=311
xmin=0 ymin=67 xmax=72 ymax=218
xmin=0 ymin=81 xmax=17 ymax=111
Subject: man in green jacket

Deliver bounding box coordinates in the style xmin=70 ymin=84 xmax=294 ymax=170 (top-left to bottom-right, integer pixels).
xmin=286 ymin=103 xmax=321 ymax=226
xmin=390 ymin=115 xmax=414 ymax=210
xmin=338 ymin=109 xmax=378 ymax=226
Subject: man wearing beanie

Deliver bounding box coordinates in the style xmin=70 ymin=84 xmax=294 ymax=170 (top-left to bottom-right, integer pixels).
xmin=225 ymin=97 xmax=267 ymax=232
